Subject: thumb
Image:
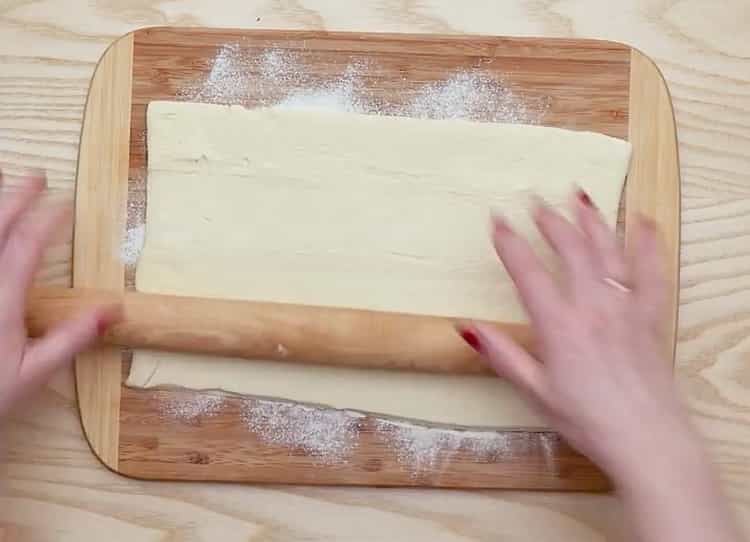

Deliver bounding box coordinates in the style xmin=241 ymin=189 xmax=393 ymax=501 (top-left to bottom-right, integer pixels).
xmin=20 ymin=304 xmax=122 ymax=387
xmin=457 ymin=322 xmax=549 ymax=407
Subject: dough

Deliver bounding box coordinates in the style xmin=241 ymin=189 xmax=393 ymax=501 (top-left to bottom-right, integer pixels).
xmin=127 ymin=101 xmax=631 ymax=428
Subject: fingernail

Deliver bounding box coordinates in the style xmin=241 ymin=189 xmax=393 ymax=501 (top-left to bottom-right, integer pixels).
xmin=577 ymin=189 xmax=593 ymax=207
xmin=97 ymin=304 xmax=123 ymax=336
xmin=458 ymin=326 xmax=482 ymax=353
xmin=491 ymin=214 xmax=511 ymax=236
xmin=638 ymin=214 xmax=657 ymax=231
xmin=96 ymin=318 xmax=111 ymax=337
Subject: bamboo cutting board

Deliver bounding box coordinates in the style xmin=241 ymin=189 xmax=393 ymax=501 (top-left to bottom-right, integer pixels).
xmin=74 ymin=27 xmax=680 ymax=490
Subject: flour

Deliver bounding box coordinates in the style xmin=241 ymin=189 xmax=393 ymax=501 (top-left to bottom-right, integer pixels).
xmin=157 ymin=385 xmax=540 ymax=471
xmin=403 ymin=71 xmax=545 ymax=124
xmin=375 ymin=418 xmax=530 ymax=473
xmin=277 ymin=61 xmax=371 ymax=113
xmin=181 ymin=43 xmax=253 ymax=105
xmin=240 ymin=398 xmax=364 ymax=464
xmin=120 ymin=224 xmax=145 ymax=266
xmin=257 ymin=48 xmax=299 ymax=81
xmin=237 ymin=396 xmax=528 ymax=470
xmin=160 ymin=392 xmax=225 ymax=423
xmin=178 ymin=44 xmax=547 ymax=122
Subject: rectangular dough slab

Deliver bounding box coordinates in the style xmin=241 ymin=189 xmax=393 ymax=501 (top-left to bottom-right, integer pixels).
xmin=127 ymin=101 xmax=631 ymax=428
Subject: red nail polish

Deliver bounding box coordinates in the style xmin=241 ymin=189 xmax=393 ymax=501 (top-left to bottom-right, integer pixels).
xmin=96 ymin=317 xmax=111 ymax=337
xmin=638 ymin=214 xmax=657 ymax=232
xmin=492 ymin=216 xmax=511 ymax=236
xmin=460 ymin=329 xmax=482 ymax=352
xmin=96 ymin=306 xmax=122 ymax=337
xmin=577 ymin=189 xmax=592 ymax=207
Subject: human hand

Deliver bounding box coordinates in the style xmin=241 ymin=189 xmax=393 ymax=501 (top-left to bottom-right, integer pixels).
xmin=0 ymin=171 xmax=120 ymax=417
xmin=458 ymin=189 xmax=690 ymax=481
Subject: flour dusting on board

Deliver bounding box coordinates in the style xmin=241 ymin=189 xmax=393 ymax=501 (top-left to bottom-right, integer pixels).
xmin=257 ymin=48 xmax=303 ymax=82
xmin=278 ymin=61 xmax=371 ymax=113
xmin=120 ymin=224 xmax=145 ymax=266
xmin=240 ymin=399 xmax=364 ymax=464
xmin=237 ymin=396 xmax=535 ymax=470
xmin=181 ymin=44 xmax=252 ymax=104
xmin=178 ymin=44 xmax=548 ymax=122
xmin=155 ymin=387 xmax=538 ymax=470
xmin=375 ymin=419 xmax=531 ymax=473
xmin=160 ymin=392 xmax=225 ymax=423
xmin=404 ymin=71 xmax=540 ymax=123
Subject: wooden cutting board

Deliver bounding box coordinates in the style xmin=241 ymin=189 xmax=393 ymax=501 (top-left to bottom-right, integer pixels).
xmin=74 ymin=27 xmax=680 ymax=490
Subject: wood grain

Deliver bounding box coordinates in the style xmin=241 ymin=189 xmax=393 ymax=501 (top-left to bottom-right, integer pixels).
xmin=1 ymin=1 xmax=748 ymax=540
xmin=625 ymin=49 xmax=681 ymax=360
xmin=72 ymin=32 xmax=133 ymax=470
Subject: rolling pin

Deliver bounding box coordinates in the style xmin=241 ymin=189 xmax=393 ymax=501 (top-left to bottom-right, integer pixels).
xmin=26 ymin=286 xmax=533 ymax=375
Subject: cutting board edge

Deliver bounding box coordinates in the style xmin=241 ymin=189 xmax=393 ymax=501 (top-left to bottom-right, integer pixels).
xmin=130 ymin=25 xmax=634 ymax=49
xmin=625 ymin=47 xmax=681 ymax=366
xmin=73 ymin=31 xmax=135 ymax=471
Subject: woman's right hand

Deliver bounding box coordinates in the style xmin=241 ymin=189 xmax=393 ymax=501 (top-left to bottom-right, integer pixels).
xmin=458 ymin=190 xmax=741 ymax=542
xmin=459 ymin=190 xmax=686 ymax=478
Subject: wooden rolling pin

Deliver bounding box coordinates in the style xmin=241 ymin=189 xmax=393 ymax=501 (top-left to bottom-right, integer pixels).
xmin=26 ymin=286 xmax=532 ymax=375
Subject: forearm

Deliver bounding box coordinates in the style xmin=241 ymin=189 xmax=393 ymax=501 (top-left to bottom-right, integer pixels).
xmin=612 ymin=429 xmax=742 ymax=542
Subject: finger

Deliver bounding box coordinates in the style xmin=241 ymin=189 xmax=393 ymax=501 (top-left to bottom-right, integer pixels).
xmin=492 ymin=214 xmax=564 ymax=323
xmin=20 ymin=304 xmax=122 ymax=388
xmin=0 ymin=202 xmax=72 ymax=305
xmin=572 ymin=187 xmax=628 ymax=283
xmin=532 ymin=196 xmax=596 ymax=283
xmin=629 ymin=216 xmax=667 ymax=325
xmin=0 ymin=171 xmax=46 ymax=250
xmin=458 ymin=322 xmax=550 ymax=407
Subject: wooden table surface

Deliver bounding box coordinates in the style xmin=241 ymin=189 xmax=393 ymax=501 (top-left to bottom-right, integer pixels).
xmin=1 ymin=1 xmax=749 ymax=540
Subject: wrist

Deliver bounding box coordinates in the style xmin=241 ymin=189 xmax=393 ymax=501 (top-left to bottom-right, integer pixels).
xmin=606 ymin=415 xmax=707 ymax=493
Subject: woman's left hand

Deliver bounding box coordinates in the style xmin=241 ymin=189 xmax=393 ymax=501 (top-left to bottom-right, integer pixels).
xmin=0 ymin=170 xmax=120 ymax=416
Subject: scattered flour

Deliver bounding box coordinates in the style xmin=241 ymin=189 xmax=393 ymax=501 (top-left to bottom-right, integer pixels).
xmin=257 ymin=48 xmax=300 ymax=81
xmin=403 ymin=71 xmax=543 ymax=124
xmin=120 ymin=224 xmax=145 ymax=266
xmin=277 ymin=61 xmax=371 ymax=113
xmin=240 ymin=398 xmax=364 ymax=464
xmin=239 ymin=395 xmax=538 ymax=470
xmin=375 ymin=418 xmax=533 ymax=473
xmin=156 ymin=387 xmax=543 ymax=471
xmin=122 ymin=172 xmax=147 ymax=268
xmin=178 ymin=43 xmax=548 ymax=122
xmin=182 ymin=43 xmax=252 ymax=104
xmin=160 ymin=392 xmax=225 ymax=423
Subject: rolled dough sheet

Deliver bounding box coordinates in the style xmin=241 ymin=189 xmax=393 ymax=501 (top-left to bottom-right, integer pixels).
xmin=127 ymin=101 xmax=631 ymax=428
